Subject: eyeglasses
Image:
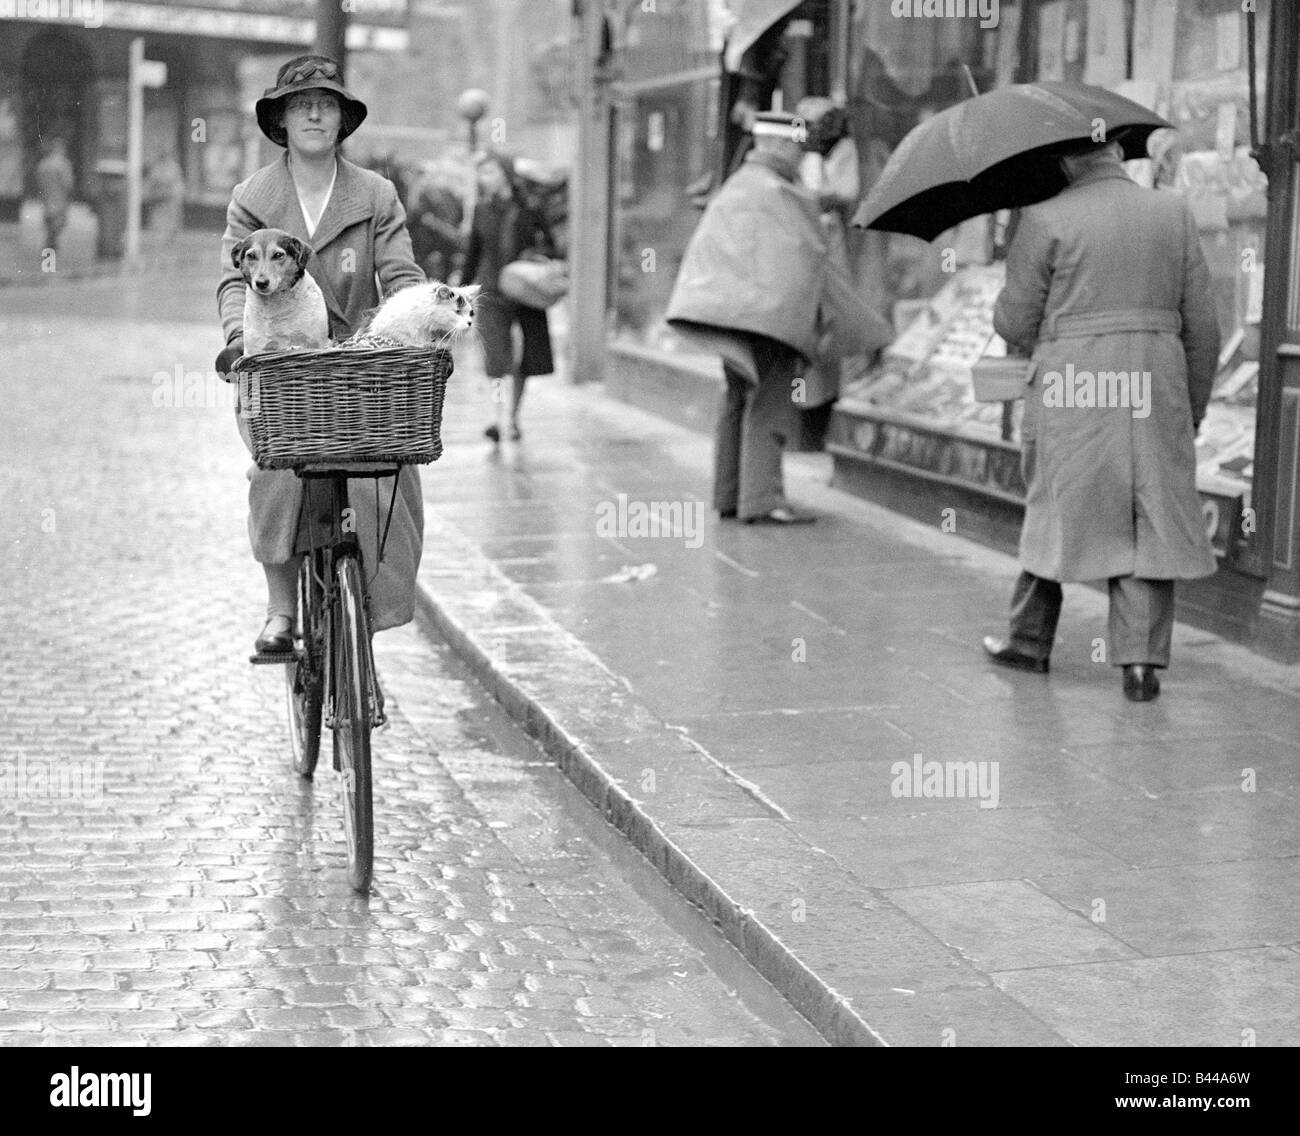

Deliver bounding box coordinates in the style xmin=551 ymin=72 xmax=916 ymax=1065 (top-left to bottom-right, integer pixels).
xmin=285 ymin=95 xmax=341 ymax=116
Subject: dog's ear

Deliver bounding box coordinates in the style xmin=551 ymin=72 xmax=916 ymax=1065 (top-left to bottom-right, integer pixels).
xmin=231 ymin=237 xmax=249 ymax=271
xmin=283 ymin=235 xmax=313 ymax=275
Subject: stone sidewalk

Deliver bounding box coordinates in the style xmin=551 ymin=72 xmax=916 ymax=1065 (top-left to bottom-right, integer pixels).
xmin=415 ymin=368 xmax=1300 ymax=1047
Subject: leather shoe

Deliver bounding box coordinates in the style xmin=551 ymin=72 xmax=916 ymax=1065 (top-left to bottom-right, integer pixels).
xmin=254 ymin=616 xmax=293 ymax=655
xmin=718 ymin=508 xmax=738 ymax=519
xmin=1122 ymin=664 xmax=1160 ymax=702
xmin=982 ymin=636 xmax=1049 ymax=674
xmin=745 ymin=507 xmax=815 ymax=525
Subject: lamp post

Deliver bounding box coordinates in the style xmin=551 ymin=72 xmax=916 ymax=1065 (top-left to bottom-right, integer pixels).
xmin=456 ymin=88 xmax=490 ymax=154
xmin=315 ymin=0 xmax=347 ymax=75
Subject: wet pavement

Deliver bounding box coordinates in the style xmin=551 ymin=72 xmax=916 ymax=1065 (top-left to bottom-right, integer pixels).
xmin=6 ymin=256 xmax=1298 ymax=1047
xmin=418 ymin=355 xmax=1300 ymax=1047
xmin=0 ymin=272 xmax=821 ymax=1046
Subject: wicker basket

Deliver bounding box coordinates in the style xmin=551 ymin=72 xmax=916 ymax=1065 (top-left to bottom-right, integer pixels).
xmin=234 ymin=345 xmax=453 ymax=470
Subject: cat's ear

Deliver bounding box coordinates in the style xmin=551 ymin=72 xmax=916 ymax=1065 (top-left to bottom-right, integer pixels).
xmin=461 ymin=284 xmax=482 ymax=301
xmin=434 ymin=283 xmax=452 ymax=301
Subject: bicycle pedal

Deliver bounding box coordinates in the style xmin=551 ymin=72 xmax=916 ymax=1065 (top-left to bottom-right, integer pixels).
xmin=249 ymin=650 xmax=295 ymax=666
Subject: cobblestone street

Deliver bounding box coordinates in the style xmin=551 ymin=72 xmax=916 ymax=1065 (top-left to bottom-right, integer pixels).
xmin=0 ymin=275 xmax=820 ymax=1046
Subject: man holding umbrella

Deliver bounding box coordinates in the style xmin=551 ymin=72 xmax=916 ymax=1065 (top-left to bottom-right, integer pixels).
xmin=853 ymin=83 xmax=1220 ymax=702
xmin=981 ymin=135 xmax=1220 ymax=702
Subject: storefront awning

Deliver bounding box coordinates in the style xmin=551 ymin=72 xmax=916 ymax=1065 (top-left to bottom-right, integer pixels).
xmin=722 ymin=0 xmax=802 ymax=73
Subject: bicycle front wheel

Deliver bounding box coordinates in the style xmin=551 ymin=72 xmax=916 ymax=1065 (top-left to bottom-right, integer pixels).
xmin=287 ymin=552 xmax=324 ymax=780
xmin=333 ymin=552 xmax=374 ymax=893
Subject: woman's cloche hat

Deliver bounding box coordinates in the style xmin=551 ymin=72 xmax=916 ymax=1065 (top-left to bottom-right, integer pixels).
xmin=255 ymin=55 xmax=368 ymax=147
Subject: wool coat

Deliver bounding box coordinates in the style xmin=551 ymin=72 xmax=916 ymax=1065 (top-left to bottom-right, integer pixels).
xmin=994 ymin=162 xmax=1221 ymax=583
xmin=218 ymin=153 xmax=426 ymax=631
xmin=462 ymin=193 xmax=556 ymax=379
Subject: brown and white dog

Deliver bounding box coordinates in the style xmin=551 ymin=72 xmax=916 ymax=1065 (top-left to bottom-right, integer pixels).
xmin=233 ymin=228 xmax=329 ymax=355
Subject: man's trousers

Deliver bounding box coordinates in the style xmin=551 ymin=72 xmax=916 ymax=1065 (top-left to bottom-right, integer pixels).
xmin=1007 ymin=570 xmax=1176 ymax=667
xmin=713 ymin=336 xmax=799 ymax=519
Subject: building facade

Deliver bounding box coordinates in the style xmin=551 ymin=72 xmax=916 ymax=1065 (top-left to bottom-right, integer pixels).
xmin=0 ymin=2 xmax=408 ymax=238
xmin=0 ymin=0 xmax=573 ymax=252
xmin=571 ymin=0 xmax=1300 ymax=660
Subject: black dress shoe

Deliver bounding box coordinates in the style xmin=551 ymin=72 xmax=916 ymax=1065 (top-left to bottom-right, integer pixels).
xmin=718 ymin=508 xmax=738 ymax=519
xmin=254 ymin=617 xmax=293 ymax=656
xmin=1122 ymin=664 xmax=1160 ymax=702
xmin=982 ymin=636 xmax=1049 ymax=674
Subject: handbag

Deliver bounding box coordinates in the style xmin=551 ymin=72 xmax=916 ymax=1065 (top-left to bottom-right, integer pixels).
xmin=970 ymin=354 xmax=1036 ymax=402
xmin=499 ymin=255 xmax=569 ymax=309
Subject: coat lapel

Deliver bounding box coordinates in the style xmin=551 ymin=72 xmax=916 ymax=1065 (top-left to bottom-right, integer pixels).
xmin=308 ymin=161 xmax=376 ymax=330
xmin=305 ymin=159 xmax=375 ymax=253
xmin=237 ymin=154 xmax=301 ymax=235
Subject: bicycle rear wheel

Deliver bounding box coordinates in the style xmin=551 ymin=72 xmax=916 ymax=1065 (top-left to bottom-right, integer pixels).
xmin=333 ymin=552 xmax=374 ymax=893
xmin=287 ymin=552 xmax=324 ymax=779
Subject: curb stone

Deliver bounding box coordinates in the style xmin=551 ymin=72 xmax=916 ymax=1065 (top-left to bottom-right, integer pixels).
xmin=412 ymin=505 xmax=888 ymax=1047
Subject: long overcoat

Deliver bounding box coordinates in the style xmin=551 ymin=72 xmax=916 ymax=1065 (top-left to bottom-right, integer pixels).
xmin=218 ymin=154 xmax=426 ymax=630
xmin=994 ymin=162 xmax=1221 ymax=583
xmin=666 ymin=151 xmax=828 ymax=362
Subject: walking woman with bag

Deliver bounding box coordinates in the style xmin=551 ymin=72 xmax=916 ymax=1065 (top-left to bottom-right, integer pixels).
xmin=215 ymin=54 xmax=426 ymax=657
xmin=461 ymin=150 xmax=557 ymax=443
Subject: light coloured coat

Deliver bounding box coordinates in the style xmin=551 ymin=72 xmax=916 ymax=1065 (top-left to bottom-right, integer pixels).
xmin=667 ymin=149 xmax=890 ymax=389
xmin=666 ymin=151 xmax=828 ymax=362
xmin=994 ymin=162 xmax=1220 ymax=583
xmin=218 ymin=154 xmax=426 ymax=630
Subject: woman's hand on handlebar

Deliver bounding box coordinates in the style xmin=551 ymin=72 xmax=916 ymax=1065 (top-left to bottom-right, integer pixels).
xmin=216 ymin=336 xmax=244 ymax=382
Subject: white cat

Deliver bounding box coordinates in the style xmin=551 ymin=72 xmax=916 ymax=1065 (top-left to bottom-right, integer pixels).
xmin=346 ymin=281 xmax=480 ymax=349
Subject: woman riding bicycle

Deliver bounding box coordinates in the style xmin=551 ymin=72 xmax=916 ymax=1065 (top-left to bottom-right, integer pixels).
xmin=216 ymin=55 xmax=426 ymax=655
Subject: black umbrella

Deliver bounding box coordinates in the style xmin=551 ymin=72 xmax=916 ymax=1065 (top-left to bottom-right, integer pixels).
xmin=851 ymin=82 xmax=1173 ymax=242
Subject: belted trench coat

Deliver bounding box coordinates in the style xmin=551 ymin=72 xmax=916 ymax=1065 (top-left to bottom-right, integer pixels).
xmin=994 ymin=163 xmax=1220 ymax=582
xmin=218 ymin=154 xmax=426 ymax=630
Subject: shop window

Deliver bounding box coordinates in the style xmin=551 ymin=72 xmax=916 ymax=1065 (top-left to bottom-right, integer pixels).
xmin=612 ymin=0 xmax=842 ymax=354
xmin=836 ymin=0 xmax=1269 ymax=559
xmin=1157 ymin=0 xmax=1269 ymax=512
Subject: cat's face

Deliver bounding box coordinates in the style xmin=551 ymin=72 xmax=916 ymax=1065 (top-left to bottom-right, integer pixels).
xmin=428 ymin=283 xmax=479 ymax=336
xmin=371 ymin=281 xmax=479 ymax=346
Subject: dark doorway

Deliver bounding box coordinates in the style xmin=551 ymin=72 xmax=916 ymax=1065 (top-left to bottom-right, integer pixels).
xmin=22 ymin=31 xmax=95 ymax=197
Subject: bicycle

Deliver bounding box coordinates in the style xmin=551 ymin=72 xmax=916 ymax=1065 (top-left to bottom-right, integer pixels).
xmin=233 ymin=344 xmax=453 ymax=893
